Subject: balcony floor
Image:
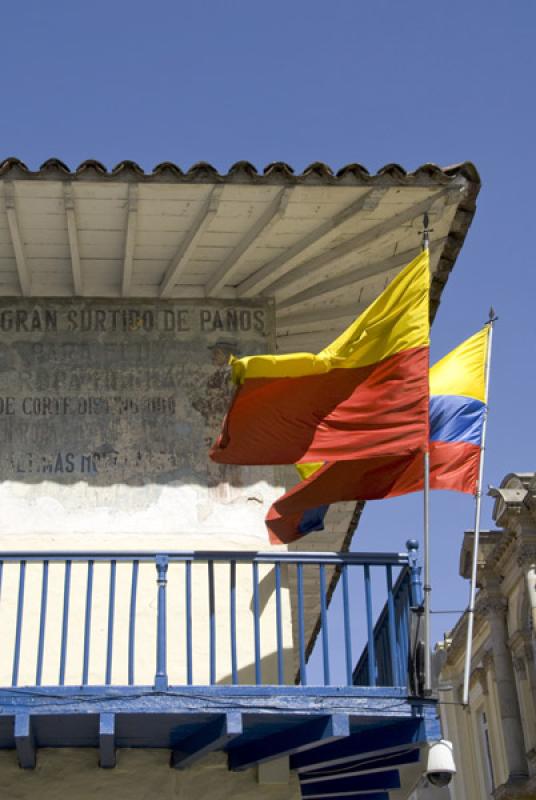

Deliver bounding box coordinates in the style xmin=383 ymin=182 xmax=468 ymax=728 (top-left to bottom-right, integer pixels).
xmin=0 ymin=684 xmax=438 ymax=800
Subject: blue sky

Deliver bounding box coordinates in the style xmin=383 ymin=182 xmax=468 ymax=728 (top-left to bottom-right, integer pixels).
xmin=2 ymin=0 xmax=535 ymax=671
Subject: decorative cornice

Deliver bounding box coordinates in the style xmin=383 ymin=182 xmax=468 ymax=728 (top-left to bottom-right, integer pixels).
xmin=489 ymin=472 xmax=536 ymax=530
xmin=487 ymin=531 xmax=517 ymax=573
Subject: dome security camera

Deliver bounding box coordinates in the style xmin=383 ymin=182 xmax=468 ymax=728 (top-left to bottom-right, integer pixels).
xmin=425 ymin=739 xmax=456 ymax=788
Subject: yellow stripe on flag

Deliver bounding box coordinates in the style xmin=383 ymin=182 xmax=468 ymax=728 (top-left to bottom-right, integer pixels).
xmin=230 ymin=251 xmax=430 ymax=384
xmin=430 ymin=326 xmax=489 ymax=402
xmin=296 ymin=462 xmax=324 ymax=480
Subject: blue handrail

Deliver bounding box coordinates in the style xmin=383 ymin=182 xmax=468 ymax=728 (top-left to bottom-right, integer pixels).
xmin=0 ymin=548 xmax=415 ymax=691
xmin=0 ymin=550 xmax=409 ymax=564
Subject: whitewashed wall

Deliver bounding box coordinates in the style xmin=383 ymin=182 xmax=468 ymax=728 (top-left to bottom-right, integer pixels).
xmin=0 ymin=299 xmax=283 ymax=543
xmin=0 ymin=750 xmax=300 ymax=799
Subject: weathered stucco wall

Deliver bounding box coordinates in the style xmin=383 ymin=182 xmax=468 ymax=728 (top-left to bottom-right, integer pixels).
xmin=0 ymin=750 xmax=300 ymax=799
xmin=0 ymin=298 xmax=356 ymax=690
xmin=0 ymin=299 xmax=303 ymax=687
xmin=0 ymin=298 xmax=282 ymax=543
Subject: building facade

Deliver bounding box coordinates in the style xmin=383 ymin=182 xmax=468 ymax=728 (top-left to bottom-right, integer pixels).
xmin=438 ymin=472 xmax=536 ymax=800
xmin=0 ymin=157 xmax=480 ymax=799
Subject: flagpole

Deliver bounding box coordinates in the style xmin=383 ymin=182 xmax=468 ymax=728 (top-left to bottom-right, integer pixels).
xmin=421 ymin=213 xmax=432 ymax=694
xmin=462 ymin=309 xmax=496 ymax=705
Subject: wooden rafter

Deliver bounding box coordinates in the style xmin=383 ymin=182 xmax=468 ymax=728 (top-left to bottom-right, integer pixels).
xmin=15 ymin=714 xmax=36 ymax=769
xmin=121 ymin=184 xmax=138 ymax=297
xmin=276 ymin=301 xmax=366 ymax=332
xmin=228 ymin=714 xmax=350 ymax=772
xmin=4 ymin=181 xmax=31 ymax=296
xmin=236 ymin=188 xmax=381 ymax=298
xmin=64 ymin=183 xmax=83 ymax=296
xmin=99 ymin=713 xmax=116 ymax=768
xmin=171 ymin=711 xmax=243 ymax=769
xmin=266 ymin=190 xmax=448 ymax=299
xmin=276 ymin=238 xmax=446 ymax=311
xmin=159 ymin=185 xmax=223 ymax=298
xmin=204 ymin=187 xmax=291 ymax=297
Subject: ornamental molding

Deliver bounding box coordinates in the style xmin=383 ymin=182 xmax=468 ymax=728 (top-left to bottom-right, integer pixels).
xmin=487 ymin=531 xmax=517 ymax=572
xmin=513 ymin=656 xmax=528 ymax=678
xmin=470 ymin=666 xmax=489 ymax=694
xmin=489 ymin=472 xmax=536 ymax=530
xmin=476 ymin=588 xmax=507 ymax=618
xmin=482 ymin=649 xmax=495 ymax=670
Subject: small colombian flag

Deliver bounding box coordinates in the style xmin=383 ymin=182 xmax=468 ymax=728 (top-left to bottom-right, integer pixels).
xmin=391 ymin=324 xmax=489 ymax=496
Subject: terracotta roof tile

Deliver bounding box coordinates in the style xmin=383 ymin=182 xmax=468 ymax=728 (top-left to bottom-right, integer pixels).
xmin=0 ymin=157 xmax=480 ymax=191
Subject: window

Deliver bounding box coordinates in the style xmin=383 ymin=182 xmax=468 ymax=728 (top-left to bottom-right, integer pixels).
xmin=478 ymin=710 xmax=495 ymax=798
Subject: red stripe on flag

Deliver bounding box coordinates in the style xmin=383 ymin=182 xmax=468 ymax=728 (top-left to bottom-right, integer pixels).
xmin=389 ymin=440 xmax=480 ymax=497
xmin=266 ymin=454 xmax=419 ymax=544
xmin=211 ymin=346 xmax=429 ymax=465
xmin=266 ymin=440 xmax=480 ymax=544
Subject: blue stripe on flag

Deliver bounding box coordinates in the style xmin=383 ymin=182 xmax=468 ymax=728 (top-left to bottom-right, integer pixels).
xmin=430 ymin=394 xmax=485 ymax=445
xmin=298 ymin=505 xmax=329 ymax=534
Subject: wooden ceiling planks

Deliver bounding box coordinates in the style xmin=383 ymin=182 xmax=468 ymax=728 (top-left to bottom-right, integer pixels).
xmin=0 ymin=165 xmax=478 ymax=338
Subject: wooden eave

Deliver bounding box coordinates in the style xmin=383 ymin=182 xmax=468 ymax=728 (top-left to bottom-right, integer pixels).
xmin=0 ymin=158 xmax=480 ymax=353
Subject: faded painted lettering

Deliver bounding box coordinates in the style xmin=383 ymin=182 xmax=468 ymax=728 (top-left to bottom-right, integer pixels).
xmin=0 ymin=300 xmax=272 ymax=483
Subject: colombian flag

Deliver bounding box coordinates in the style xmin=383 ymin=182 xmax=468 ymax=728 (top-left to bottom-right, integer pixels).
xmin=210 ymin=251 xmax=430 ymax=466
xmin=266 ymin=326 xmax=489 ymax=544
xmin=392 ymin=325 xmax=489 ymax=496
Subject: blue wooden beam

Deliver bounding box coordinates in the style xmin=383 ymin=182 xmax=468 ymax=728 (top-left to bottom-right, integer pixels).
xmin=171 ymin=711 xmax=243 ymax=769
xmin=99 ymin=712 xmax=116 ymax=768
xmin=291 ymin=719 xmax=425 ymax=772
xmin=0 ymin=686 xmax=428 ymax=727
xmin=228 ymin=714 xmax=350 ymax=772
xmin=303 ymin=747 xmax=420 ymax=781
xmin=300 ymin=768 xmax=400 ymax=796
xmin=15 ymin=714 xmax=36 ymax=769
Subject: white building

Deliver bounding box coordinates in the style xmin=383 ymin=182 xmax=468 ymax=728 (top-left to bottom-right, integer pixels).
xmin=0 ymin=156 xmax=479 ymax=799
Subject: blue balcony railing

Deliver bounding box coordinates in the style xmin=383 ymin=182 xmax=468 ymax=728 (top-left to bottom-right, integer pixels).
xmin=0 ymin=547 xmax=421 ymax=692
xmin=353 ymin=540 xmax=423 ymax=690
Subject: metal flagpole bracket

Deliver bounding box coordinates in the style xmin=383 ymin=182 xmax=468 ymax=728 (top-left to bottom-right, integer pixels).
xmin=419 ymin=213 xmax=434 ymax=252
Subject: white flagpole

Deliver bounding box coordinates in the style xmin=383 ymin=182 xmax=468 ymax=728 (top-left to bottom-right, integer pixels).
xmin=422 ymin=214 xmax=432 ymax=694
xmin=462 ymin=309 xmax=496 ymax=705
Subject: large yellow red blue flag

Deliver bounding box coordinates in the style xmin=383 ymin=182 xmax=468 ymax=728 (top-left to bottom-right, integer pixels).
xmin=266 ymin=325 xmax=490 ymax=544
xmin=210 ymin=251 xmax=430 ymax=466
